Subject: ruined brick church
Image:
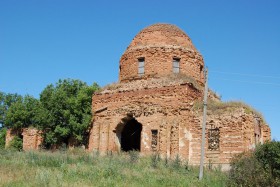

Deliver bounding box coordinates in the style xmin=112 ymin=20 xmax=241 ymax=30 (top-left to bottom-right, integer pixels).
xmin=87 ymin=23 xmax=271 ymax=169
xmin=5 ymin=23 xmax=271 ymax=170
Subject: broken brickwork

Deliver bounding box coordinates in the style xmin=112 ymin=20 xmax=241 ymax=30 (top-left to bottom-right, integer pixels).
xmin=22 ymin=128 xmax=43 ymax=150
xmin=5 ymin=129 xmax=21 ymax=148
xmin=119 ymin=24 xmax=204 ymax=84
xmin=89 ymin=77 xmax=202 ymax=158
xmin=5 ymin=23 xmax=271 ymax=166
xmin=88 ymin=23 xmax=271 ymax=170
xmin=192 ymin=108 xmax=270 ymax=170
xmin=5 ymin=128 xmax=43 ymax=150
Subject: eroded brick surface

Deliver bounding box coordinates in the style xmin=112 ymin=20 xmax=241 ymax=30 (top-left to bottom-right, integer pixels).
xmin=119 ymin=24 xmax=204 ymax=84
xmin=22 ymin=128 xmax=43 ymax=150
xmin=89 ymin=80 xmax=270 ymax=168
xmin=5 ymin=129 xmax=20 ymax=148
xmin=5 ymin=23 xmax=271 ymax=168
xmin=88 ymin=23 xmax=271 ymax=169
xmin=5 ymin=128 xmax=43 ymax=150
xmin=89 ymin=82 xmax=202 ymax=156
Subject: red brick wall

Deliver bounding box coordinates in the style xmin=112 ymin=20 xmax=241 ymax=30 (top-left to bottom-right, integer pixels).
xmin=119 ymin=48 xmax=204 ymax=84
xmin=119 ymin=23 xmax=205 ymax=84
xmin=5 ymin=129 xmax=20 ymax=148
xmin=22 ymin=128 xmax=43 ymax=150
xmin=89 ymin=79 xmax=271 ymax=169
xmin=89 ymin=82 xmax=202 ymax=158
xmin=191 ymin=110 xmax=271 ymax=170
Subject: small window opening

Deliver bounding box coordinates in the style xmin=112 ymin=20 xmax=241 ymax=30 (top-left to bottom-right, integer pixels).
xmin=208 ymin=127 xmax=220 ymax=151
xmin=151 ymin=130 xmax=158 ymax=151
xmin=173 ymin=58 xmax=180 ymax=73
xmin=138 ymin=57 xmax=145 ymax=76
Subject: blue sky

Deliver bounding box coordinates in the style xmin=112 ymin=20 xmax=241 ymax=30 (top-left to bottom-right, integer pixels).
xmin=0 ymin=1 xmax=279 ymax=140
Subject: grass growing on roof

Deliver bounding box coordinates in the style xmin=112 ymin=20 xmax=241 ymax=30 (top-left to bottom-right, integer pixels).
xmin=193 ymin=99 xmax=266 ymax=123
xmin=98 ymin=73 xmax=203 ymax=94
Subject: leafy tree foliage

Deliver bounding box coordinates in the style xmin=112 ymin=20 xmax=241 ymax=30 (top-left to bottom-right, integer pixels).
xmin=229 ymin=141 xmax=280 ymax=186
xmin=5 ymin=95 xmax=48 ymax=130
xmin=0 ymin=92 xmax=22 ymax=127
xmin=8 ymin=135 xmax=23 ymax=151
xmin=0 ymin=127 xmax=7 ymax=149
xmin=255 ymin=141 xmax=280 ymax=182
xmin=1 ymin=79 xmax=99 ymax=150
xmin=40 ymin=79 xmax=99 ymax=148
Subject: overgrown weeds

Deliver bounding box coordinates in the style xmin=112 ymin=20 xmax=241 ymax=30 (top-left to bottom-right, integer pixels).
xmin=0 ymin=149 xmax=227 ymax=186
xmin=193 ymin=99 xmax=266 ymax=122
xmin=171 ymin=154 xmax=182 ymax=170
xmin=150 ymin=152 xmax=161 ymax=168
xmin=128 ymin=150 xmax=139 ymax=163
xmin=99 ymin=73 xmax=203 ymax=94
xmin=228 ymin=141 xmax=280 ymax=187
xmin=8 ymin=135 xmax=23 ymax=151
xmin=0 ymin=127 xmax=7 ymax=149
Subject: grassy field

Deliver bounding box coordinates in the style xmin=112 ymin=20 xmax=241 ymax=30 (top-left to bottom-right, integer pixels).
xmin=0 ymin=149 xmax=227 ymax=187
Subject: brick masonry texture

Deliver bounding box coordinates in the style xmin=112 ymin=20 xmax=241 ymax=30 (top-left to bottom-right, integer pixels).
xmin=5 ymin=128 xmax=43 ymax=150
xmin=22 ymin=128 xmax=43 ymax=150
xmin=88 ymin=23 xmax=271 ymax=170
xmin=119 ymin=24 xmax=204 ymax=84
xmin=88 ymin=78 xmax=270 ymax=170
xmin=5 ymin=23 xmax=271 ymax=169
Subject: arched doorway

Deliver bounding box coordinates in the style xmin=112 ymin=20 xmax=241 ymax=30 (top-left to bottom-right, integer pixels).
xmin=116 ymin=117 xmax=142 ymax=152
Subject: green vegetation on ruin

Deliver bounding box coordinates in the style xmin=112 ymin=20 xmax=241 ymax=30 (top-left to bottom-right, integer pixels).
xmin=1 ymin=141 xmax=279 ymax=186
xmin=0 ymin=149 xmax=227 ymax=187
xmin=0 ymin=79 xmax=100 ymax=149
xmin=99 ymin=73 xmax=203 ymax=94
xmin=193 ymin=99 xmax=266 ymax=123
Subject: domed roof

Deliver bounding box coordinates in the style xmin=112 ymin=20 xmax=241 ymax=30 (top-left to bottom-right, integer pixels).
xmin=126 ymin=23 xmax=197 ymax=52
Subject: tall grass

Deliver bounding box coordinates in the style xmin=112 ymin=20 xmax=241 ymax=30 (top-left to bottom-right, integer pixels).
xmin=0 ymin=149 xmax=227 ymax=187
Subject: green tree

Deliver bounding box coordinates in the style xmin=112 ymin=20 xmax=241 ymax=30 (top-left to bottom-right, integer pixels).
xmin=8 ymin=135 xmax=23 ymax=151
xmin=5 ymin=95 xmax=47 ymax=130
xmin=229 ymin=141 xmax=280 ymax=186
xmin=0 ymin=127 xmax=7 ymax=149
xmin=40 ymin=79 xmax=99 ymax=148
xmin=255 ymin=141 xmax=280 ymax=182
xmin=0 ymin=92 xmax=22 ymax=127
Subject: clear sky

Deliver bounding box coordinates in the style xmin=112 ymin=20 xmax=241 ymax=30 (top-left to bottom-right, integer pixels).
xmin=0 ymin=0 xmax=279 ymax=140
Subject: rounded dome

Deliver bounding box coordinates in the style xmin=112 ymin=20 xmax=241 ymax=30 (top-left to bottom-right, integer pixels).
xmin=127 ymin=23 xmax=197 ymax=52
xmin=119 ymin=23 xmax=204 ymax=84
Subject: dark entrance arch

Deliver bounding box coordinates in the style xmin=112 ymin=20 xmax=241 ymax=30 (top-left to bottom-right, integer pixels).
xmin=120 ymin=118 xmax=142 ymax=152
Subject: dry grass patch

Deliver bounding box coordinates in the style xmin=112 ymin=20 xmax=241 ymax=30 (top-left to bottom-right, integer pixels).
xmin=193 ymin=100 xmax=266 ymax=123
